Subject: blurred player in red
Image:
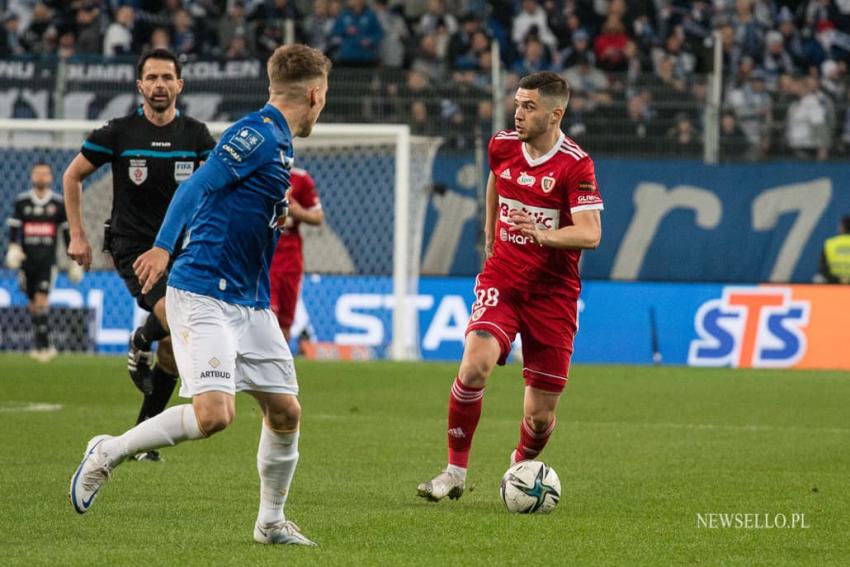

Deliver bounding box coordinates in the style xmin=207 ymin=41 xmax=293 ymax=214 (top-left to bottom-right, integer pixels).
xmin=417 ymin=71 xmax=603 ymax=501
xmin=270 ymin=167 xmax=323 ymax=341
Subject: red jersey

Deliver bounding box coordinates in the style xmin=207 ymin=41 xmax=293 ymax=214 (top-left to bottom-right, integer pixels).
xmin=485 ymin=130 xmax=603 ymax=298
xmin=271 ymin=168 xmax=321 ymax=274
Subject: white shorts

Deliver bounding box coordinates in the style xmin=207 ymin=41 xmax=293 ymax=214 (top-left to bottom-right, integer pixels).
xmin=166 ymin=286 xmax=298 ymax=398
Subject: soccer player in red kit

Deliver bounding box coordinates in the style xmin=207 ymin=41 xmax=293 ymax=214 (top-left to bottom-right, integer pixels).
xmin=270 ymin=167 xmax=323 ymax=341
xmin=417 ymin=71 xmax=603 ymax=501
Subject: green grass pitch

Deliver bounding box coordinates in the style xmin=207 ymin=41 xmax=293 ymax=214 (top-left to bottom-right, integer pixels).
xmin=1 ymin=355 xmax=848 ymax=566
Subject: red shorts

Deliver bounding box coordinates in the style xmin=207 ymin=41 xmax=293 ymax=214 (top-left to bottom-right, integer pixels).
xmin=466 ymin=271 xmax=578 ymax=393
xmin=269 ymin=270 xmax=301 ymax=331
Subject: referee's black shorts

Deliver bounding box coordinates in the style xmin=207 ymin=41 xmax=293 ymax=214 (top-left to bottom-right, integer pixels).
xmin=112 ymin=236 xmax=168 ymax=312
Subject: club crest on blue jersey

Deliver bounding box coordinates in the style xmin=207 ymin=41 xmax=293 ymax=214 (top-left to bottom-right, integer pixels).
xmin=228 ymin=127 xmax=265 ymax=156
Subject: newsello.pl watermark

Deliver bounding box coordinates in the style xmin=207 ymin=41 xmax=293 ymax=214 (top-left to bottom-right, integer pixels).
xmin=696 ymin=513 xmax=810 ymax=529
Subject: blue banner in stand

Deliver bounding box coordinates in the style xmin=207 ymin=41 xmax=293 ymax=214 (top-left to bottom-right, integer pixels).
xmin=300 ymin=276 xmax=700 ymax=364
xmin=3 ymin=271 xmax=850 ymax=370
xmin=426 ymin=158 xmax=850 ymax=282
xmin=6 ymin=155 xmax=850 ymax=284
xmin=583 ymin=160 xmax=850 ymax=284
xmin=303 ymin=276 xmax=850 ymax=369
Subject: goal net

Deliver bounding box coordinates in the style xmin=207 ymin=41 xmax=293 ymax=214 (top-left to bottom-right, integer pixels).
xmin=0 ymin=119 xmax=440 ymax=360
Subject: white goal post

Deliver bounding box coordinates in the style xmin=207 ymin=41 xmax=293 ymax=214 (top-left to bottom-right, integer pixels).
xmin=0 ymin=119 xmax=441 ymax=360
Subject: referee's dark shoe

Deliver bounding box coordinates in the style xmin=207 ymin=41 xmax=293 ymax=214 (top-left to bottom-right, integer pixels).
xmin=127 ymin=332 xmax=155 ymax=396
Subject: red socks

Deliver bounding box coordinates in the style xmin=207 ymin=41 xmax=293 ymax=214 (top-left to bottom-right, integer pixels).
xmin=513 ymin=417 xmax=556 ymax=463
xmin=447 ymin=377 xmax=484 ymax=468
xmin=446 ymin=377 xmax=557 ymax=467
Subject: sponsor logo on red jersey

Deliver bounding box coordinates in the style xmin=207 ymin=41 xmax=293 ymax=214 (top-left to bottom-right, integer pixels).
xmin=500 ymin=227 xmax=536 ymax=245
xmin=517 ymin=172 xmax=536 ymax=187
xmin=498 ymin=196 xmax=559 ymax=230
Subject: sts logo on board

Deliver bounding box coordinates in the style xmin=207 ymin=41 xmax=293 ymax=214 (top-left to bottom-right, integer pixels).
xmin=688 ymin=287 xmax=810 ymax=368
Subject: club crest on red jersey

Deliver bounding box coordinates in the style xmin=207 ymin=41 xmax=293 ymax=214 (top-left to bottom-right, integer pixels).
xmin=518 ymin=172 xmax=535 ymax=186
xmin=541 ymin=176 xmax=556 ymax=193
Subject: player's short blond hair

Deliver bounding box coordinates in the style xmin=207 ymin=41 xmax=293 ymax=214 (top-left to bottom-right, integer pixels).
xmin=267 ymin=44 xmax=332 ymax=98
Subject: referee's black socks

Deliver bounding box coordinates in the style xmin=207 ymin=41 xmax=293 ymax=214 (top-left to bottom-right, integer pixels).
xmin=136 ymin=366 xmax=178 ymax=424
xmin=133 ymin=312 xmax=168 ymax=351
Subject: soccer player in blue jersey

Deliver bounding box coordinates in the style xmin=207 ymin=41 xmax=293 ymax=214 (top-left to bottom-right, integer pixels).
xmin=69 ymin=44 xmax=331 ymax=547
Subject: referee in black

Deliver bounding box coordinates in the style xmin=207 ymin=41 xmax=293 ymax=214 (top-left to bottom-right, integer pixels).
xmin=63 ymin=49 xmax=216 ymax=461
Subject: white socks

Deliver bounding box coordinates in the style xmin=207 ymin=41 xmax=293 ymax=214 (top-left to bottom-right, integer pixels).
xmin=447 ymin=464 xmax=467 ymax=480
xmin=256 ymin=423 xmax=300 ymax=526
xmin=96 ymin=405 xmax=300 ymax=526
xmin=100 ymin=404 xmax=205 ymax=465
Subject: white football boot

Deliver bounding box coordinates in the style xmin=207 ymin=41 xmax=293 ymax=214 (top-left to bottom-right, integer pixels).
xmin=254 ymin=520 xmax=317 ymax=546
xmin=69 ymin=435 xmax=117 ymax=514
xmin=417 ymin=469 xmax=465 ymax=502
xmin=30 ymin=347 xmax=58 ymax=362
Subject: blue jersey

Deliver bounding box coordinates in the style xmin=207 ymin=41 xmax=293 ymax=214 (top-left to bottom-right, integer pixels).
xmin=153 ymin=103 xmax=294 ymax=308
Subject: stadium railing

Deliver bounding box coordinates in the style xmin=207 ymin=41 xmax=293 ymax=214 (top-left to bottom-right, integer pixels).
xmin=4 ymin=56 xmax=847 ymax=162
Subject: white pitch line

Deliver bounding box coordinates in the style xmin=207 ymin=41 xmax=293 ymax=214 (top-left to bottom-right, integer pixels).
xmin=0 ymin=402 xmax=63 ymax=413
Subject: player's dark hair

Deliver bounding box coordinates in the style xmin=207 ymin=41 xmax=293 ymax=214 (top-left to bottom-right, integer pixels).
xmin=136 ymin=48 xmax=182 ymax=80
xmin=31 ymin=160 xmax=51 ymax=172
xmin=267 ymin=44 xmax=332 ymax=92
xmin=842 ymin=215 xmax=850 ymax=233
xmin=517 ymin=72 xmax=570 ymax=109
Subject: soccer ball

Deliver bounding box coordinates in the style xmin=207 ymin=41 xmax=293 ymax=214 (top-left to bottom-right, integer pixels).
xmin=500 ymin=460 xmax=561 ymax=514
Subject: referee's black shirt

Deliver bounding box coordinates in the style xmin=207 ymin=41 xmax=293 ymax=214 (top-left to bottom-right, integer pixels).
xmin=81 ymin=105 xmax=216 ymax=242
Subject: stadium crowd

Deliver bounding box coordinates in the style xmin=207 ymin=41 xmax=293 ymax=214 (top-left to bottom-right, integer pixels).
xmin=3 ymin=0 xmax=850 ymax=160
